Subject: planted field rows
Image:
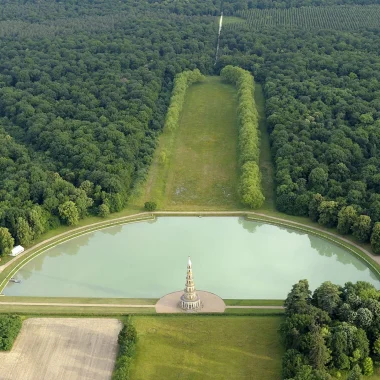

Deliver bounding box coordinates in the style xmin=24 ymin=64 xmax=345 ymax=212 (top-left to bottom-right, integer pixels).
xmin=0 ymin=318 xmax=121 ymax=380
xmin=225 ymin=5 xmax=380 ymax=30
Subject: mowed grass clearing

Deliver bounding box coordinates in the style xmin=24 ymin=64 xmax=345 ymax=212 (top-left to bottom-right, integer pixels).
xmin=129 ymin=316 xmax=283 ymax=380
xmin=135 ymin=76 xmax=241 ymax=210
xmin=255 ymin=83 xmax=275 ymax=211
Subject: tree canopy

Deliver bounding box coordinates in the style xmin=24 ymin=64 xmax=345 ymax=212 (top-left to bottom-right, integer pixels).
xmin=282 ymin=280 xmax=380 ymax=379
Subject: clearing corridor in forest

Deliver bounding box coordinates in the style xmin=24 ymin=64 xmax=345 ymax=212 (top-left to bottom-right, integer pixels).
xmin=135 ymin=76 xmax=241 ymax=210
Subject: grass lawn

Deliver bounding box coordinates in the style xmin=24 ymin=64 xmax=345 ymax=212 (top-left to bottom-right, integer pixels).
xmin=255 ymin=83 xmax=275 ymax=211
xmin=0 ymin=305 xmax=155 ymax=315
xmin=225 ymin=299 xmax=284 ymax=306
xmin=0 ymin=297 xmax=157 ymax=305
xmin=133 ymin=76 xmax=241 ymax=210
xmin=129 ymin=315 xmax=284 ymax=380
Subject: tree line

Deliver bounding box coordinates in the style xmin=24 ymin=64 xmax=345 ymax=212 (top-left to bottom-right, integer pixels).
xmin=112 ymin=318 xmax=137 ymax=380
xmin=221 ymin=65 xmax=265 ymax=208
xmin=0 ymin=0 xmax=223 ymax=21
xmin=164 ymin=69 xmax=205 ymax=132
xmin=282 ymin=280 xmax=380 ymax=379
xmin=0 ymin=314 xmax=22 ymax=351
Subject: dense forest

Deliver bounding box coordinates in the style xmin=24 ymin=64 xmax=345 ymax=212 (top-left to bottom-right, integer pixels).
xmin=0 ymin=0 xmax=218 ymax=253
xmin=2 ymin=0 xmax=380 ymax=256
xmin=282 ymin=280 xmax=380 ymax=379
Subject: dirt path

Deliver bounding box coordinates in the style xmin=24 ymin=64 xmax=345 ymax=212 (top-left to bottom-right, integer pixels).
xmin=0 ymin=301 xmax=282 ymax=309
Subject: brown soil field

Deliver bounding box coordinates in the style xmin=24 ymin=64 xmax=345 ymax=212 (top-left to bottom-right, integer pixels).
xmin=0 ymin=318 xmax=121 ymax=380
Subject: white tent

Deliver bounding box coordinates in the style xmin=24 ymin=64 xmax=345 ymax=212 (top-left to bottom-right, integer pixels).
xmin=10 ymin=245 xmax=24 ymax=257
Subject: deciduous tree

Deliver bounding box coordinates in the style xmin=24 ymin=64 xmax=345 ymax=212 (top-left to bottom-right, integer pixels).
xmin=15 ymin=217 xmax=33 ymax=246
xmin=312 ymin=281 xmax=341 ymax=317
xmin=337 ymin=206 xmax=358 ymax=235
xmin=370 ymin=222 xmax=380 ymax=254
xmin=58 ymin=201 xmax=79 ymax=226
xmin=0 ymin=227 xmax=14 ymax=257
xmin=352 ymin=215 xmax=372 ymax=242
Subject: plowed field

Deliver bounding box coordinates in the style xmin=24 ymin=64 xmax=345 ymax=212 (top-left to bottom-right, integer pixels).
xmin=0 ymin=318 xmax=121 ymax=380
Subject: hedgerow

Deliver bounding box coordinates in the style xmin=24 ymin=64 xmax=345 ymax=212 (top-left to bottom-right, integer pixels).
xmin=165 ymin=69 xmax=205 ymax=132
xmin=112 ymin=318 xmax=138 ymax=380
xmin=0 ymin=314 xmax=22 ymax=351
xmin=220 ymin=65 xmax=264 ymax=209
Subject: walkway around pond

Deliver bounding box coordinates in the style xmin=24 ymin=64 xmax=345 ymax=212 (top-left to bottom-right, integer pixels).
xmin=1 ymin=210 xmax=379 ymax=297
xmin=0 ymin=301 xmax=284 ymax=309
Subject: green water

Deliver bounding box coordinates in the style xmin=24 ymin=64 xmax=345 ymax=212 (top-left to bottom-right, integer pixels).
xmin=4 ymin=217 xmax=379 ymax=299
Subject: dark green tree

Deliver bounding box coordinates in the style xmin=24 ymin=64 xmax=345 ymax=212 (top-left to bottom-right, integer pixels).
xmin=144 ymin=201 xmax=157 ymax=211
xmin=15 ymin=217 xmax=33 ymax=246
xmin=312 ymin=281 xmax=341 ymax=317
xmin=347 ymin=364 xmax=361 ymax=380
xmin=282 ymin=349 xmax=306 ymax=379
xmin=58 ymin=201 xmax=79 ymax=226
xmin=370 ymin=222 xmax=380 ymax=254
xmin=98 ymin=204 xmax=110 ymax=218
xmin=318 ymin=201 xmax=339 ymax=227
xmin=337 ymin=206 xmax=358 ymax=235
xmin=0 ymin=227 xmax=14 ymax=257
xmin=352 ymin=215 xmax=372 ymax=243
xmin=309 ymin=194 xmax=324 ymax=222
xmin=284 ymin=280 xmax=312 ymax=315
xmin=308 ymin=327 xmax=331 ymax=370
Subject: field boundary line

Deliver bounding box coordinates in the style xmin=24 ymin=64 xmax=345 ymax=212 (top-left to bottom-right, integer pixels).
xmin=0 ymin=301 xmax=283 ymax=310
xmin=0 ymin=302 xmax=155 ymax=308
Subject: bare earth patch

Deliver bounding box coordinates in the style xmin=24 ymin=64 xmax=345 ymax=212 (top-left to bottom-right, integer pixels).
xmin=0 ymin=318 xmax=121 ymax=380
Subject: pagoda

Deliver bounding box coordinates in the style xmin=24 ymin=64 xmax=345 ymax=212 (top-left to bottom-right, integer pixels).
xmin=180 ymin=256 xmax=201 ymax=311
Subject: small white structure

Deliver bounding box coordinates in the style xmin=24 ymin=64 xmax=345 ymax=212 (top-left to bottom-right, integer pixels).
xmin=10 ymin=245 xmax=24 ymax=257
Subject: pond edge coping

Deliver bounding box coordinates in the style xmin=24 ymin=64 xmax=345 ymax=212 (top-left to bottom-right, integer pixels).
xmin=0 ymin=210 xmax=379 ymax=295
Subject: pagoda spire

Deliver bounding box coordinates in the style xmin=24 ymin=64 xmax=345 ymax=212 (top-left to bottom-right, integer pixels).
xmin=180 ymin=256 xmax=201 ymax=311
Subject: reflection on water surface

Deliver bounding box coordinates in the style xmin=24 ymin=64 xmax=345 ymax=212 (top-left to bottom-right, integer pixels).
xmin=4 ymin=217 xmax=379 ymax=298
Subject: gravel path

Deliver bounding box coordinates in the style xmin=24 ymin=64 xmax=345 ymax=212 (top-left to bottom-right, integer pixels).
xmin=0 ymin=301 xmax=282 ymax=309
